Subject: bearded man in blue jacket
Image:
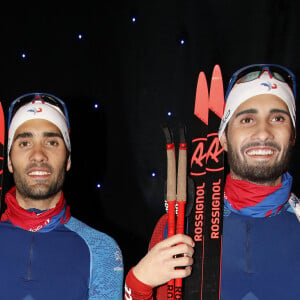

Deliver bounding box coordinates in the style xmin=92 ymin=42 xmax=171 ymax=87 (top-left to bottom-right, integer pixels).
xmin=218 ymin=64 xmax=300 ymax=299
xmin=0 ymin=93 xmax=123 ymax=300
xmin=125 ymin=64 xmax=300 ymax=300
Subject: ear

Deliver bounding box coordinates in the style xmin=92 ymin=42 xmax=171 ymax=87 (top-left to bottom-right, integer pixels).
xmin=8 ymin=159 xmax=13 ymax=173
xmin=220 ymin=133 xmax=228 ymax=152
xmin=66 ymin=155 xmax=71 ymax=171
xmin=291 ymin=137 xmax=296 ymax=147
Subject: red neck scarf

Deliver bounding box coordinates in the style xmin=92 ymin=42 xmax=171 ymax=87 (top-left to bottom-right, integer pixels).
xmin=225 ymin=174 xmax=281 ymax=210
xmin=224 ymin=172 xmax=292 ymax=217
xmin=1 ymin=187 xmax=71 ymax=232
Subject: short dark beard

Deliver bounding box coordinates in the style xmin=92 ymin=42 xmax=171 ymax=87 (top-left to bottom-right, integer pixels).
xmin=12 ymin=161 xmax=67 ymax=201
xmin=226 ymin=139 xmax=293 ymax=185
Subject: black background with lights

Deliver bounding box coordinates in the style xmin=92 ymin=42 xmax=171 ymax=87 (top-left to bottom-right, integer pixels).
xmin=1 ymin=1 xmax=300 ymax=276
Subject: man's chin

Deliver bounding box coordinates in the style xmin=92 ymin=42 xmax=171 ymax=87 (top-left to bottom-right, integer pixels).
xmin=235 ymin=166 xmax=284 ymax=185
xmin=25 ymin=185 xmax=55 ymax=200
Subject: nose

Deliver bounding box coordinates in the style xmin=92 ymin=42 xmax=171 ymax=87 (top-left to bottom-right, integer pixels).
xmin=30 ymin=144 xmax=48 ymax=163
xmin=252 ymin=121 xmax=274 ymax=141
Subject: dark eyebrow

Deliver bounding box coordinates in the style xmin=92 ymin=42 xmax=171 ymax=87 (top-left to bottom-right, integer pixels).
xmin=43 ymin=132 xmax=63 ymax=139
xmin=13 ymin=132 xmax=33 ymax=141
xmin=269 ymin=108 xmax=290 ymax=117
xmin=14 ymin=131 xmax=63 ymax=141
xmin=234 ymin=108 xmax=290 ymax=118
xmin=235 ymin=108 xmax=257 ymax=118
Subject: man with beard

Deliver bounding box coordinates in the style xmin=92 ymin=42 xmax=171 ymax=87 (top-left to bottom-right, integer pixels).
xmin=0 ymin=93 xmax=123 ymax=299
xmin=124 ymin=64 xmax=300 ymax=299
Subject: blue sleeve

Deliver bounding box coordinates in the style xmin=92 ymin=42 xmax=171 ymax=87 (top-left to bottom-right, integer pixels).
xmin=66 ymin=217 xmax=124 ymax=299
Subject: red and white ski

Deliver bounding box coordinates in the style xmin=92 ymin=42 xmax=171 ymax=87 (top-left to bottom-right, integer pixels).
xmin=184 ymin=65 xmax=225 ymax=299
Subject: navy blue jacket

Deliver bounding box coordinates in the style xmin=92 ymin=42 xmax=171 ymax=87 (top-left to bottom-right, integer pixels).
xmin=221 ymin=201 xmax=300 ymax=299
xmin=0 ymin=217 xmax=123 ymax=299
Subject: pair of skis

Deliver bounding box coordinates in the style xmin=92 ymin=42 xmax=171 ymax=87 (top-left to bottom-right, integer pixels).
xmin=182 ymin=65 xmax=225 ymax=299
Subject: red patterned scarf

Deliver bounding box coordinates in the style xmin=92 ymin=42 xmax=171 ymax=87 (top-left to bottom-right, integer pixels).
xmin=224 ymin=172 xmax=292 ymax=217
xmin=1 ymin=187 xmax=71 ymax=232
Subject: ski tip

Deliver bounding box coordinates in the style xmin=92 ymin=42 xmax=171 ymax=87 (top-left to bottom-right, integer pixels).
xmin=194 ymin=71 xmax=209 ymax=125
xmin=210 ymin=64 xmax=225 ymax=119
xmin=212 ymin=64 xmax=221 ymax=72
xmin=211 ymin=64 xmax=222 ymax=83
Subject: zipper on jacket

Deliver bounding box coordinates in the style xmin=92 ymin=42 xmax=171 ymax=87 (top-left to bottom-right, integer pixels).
xmin=26 ymin=234 xmax=35 ymax=280
xmin=245 ymin=221 xmax=252 ymax=273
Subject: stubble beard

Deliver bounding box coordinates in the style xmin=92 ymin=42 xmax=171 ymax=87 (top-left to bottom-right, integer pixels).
xmin=12 ymin=162 xmax=67 ymax=201
xmin=226 ymin=140 xmax=293 ymax=185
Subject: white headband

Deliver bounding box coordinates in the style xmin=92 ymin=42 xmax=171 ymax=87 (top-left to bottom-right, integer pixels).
xmin=8 ymin=101 xmax=71 ymax=155
xmin=218 ymin=73 xmax=296 ymax=138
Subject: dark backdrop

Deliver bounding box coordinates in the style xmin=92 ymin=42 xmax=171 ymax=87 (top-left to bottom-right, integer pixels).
xmin=1 ymin=1 xmax=300 ymax=275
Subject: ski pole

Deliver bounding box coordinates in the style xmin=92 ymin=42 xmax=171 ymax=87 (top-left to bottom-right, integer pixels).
xmin=174 ymin=125 xmax=187 ymax=300
xmin=163 ymin=126 xmax=176 ymax=300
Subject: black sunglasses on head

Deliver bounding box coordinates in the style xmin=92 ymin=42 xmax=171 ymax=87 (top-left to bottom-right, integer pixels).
xmin=225 ymin=64 xmax=296 ymax=100
xmin=8 ymin=92 xmax=70 ymax=129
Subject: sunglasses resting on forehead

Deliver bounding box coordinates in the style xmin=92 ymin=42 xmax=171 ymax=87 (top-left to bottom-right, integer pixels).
xmin=225 ymin=64 xmax=296 ymax=100
xmin=8 ymin=92 xmax=70 ymax=129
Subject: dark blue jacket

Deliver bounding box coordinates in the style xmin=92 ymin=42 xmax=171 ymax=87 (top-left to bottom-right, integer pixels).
xmin=0 ymin=217 xmax=123 ymax=300
xmin=221 ymin=201 xmax=300 ymax=299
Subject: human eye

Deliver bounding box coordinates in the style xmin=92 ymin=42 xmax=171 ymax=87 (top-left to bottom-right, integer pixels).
xmin=240 ymin=116 xmax=253 ymax=124
xmin=46 ymin=139 xmax=60 ymax=147
xmin=271 ymin=115 xmax=285 ymax=123
xmin=18 ymin=139 xmax=31 ymax=148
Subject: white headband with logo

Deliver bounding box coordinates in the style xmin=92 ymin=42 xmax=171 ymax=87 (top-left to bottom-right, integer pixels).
xmin=8 ymin=101 xmax=71 ymax=155
xmin=218 ymin=73 xmax=296 ymax=138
